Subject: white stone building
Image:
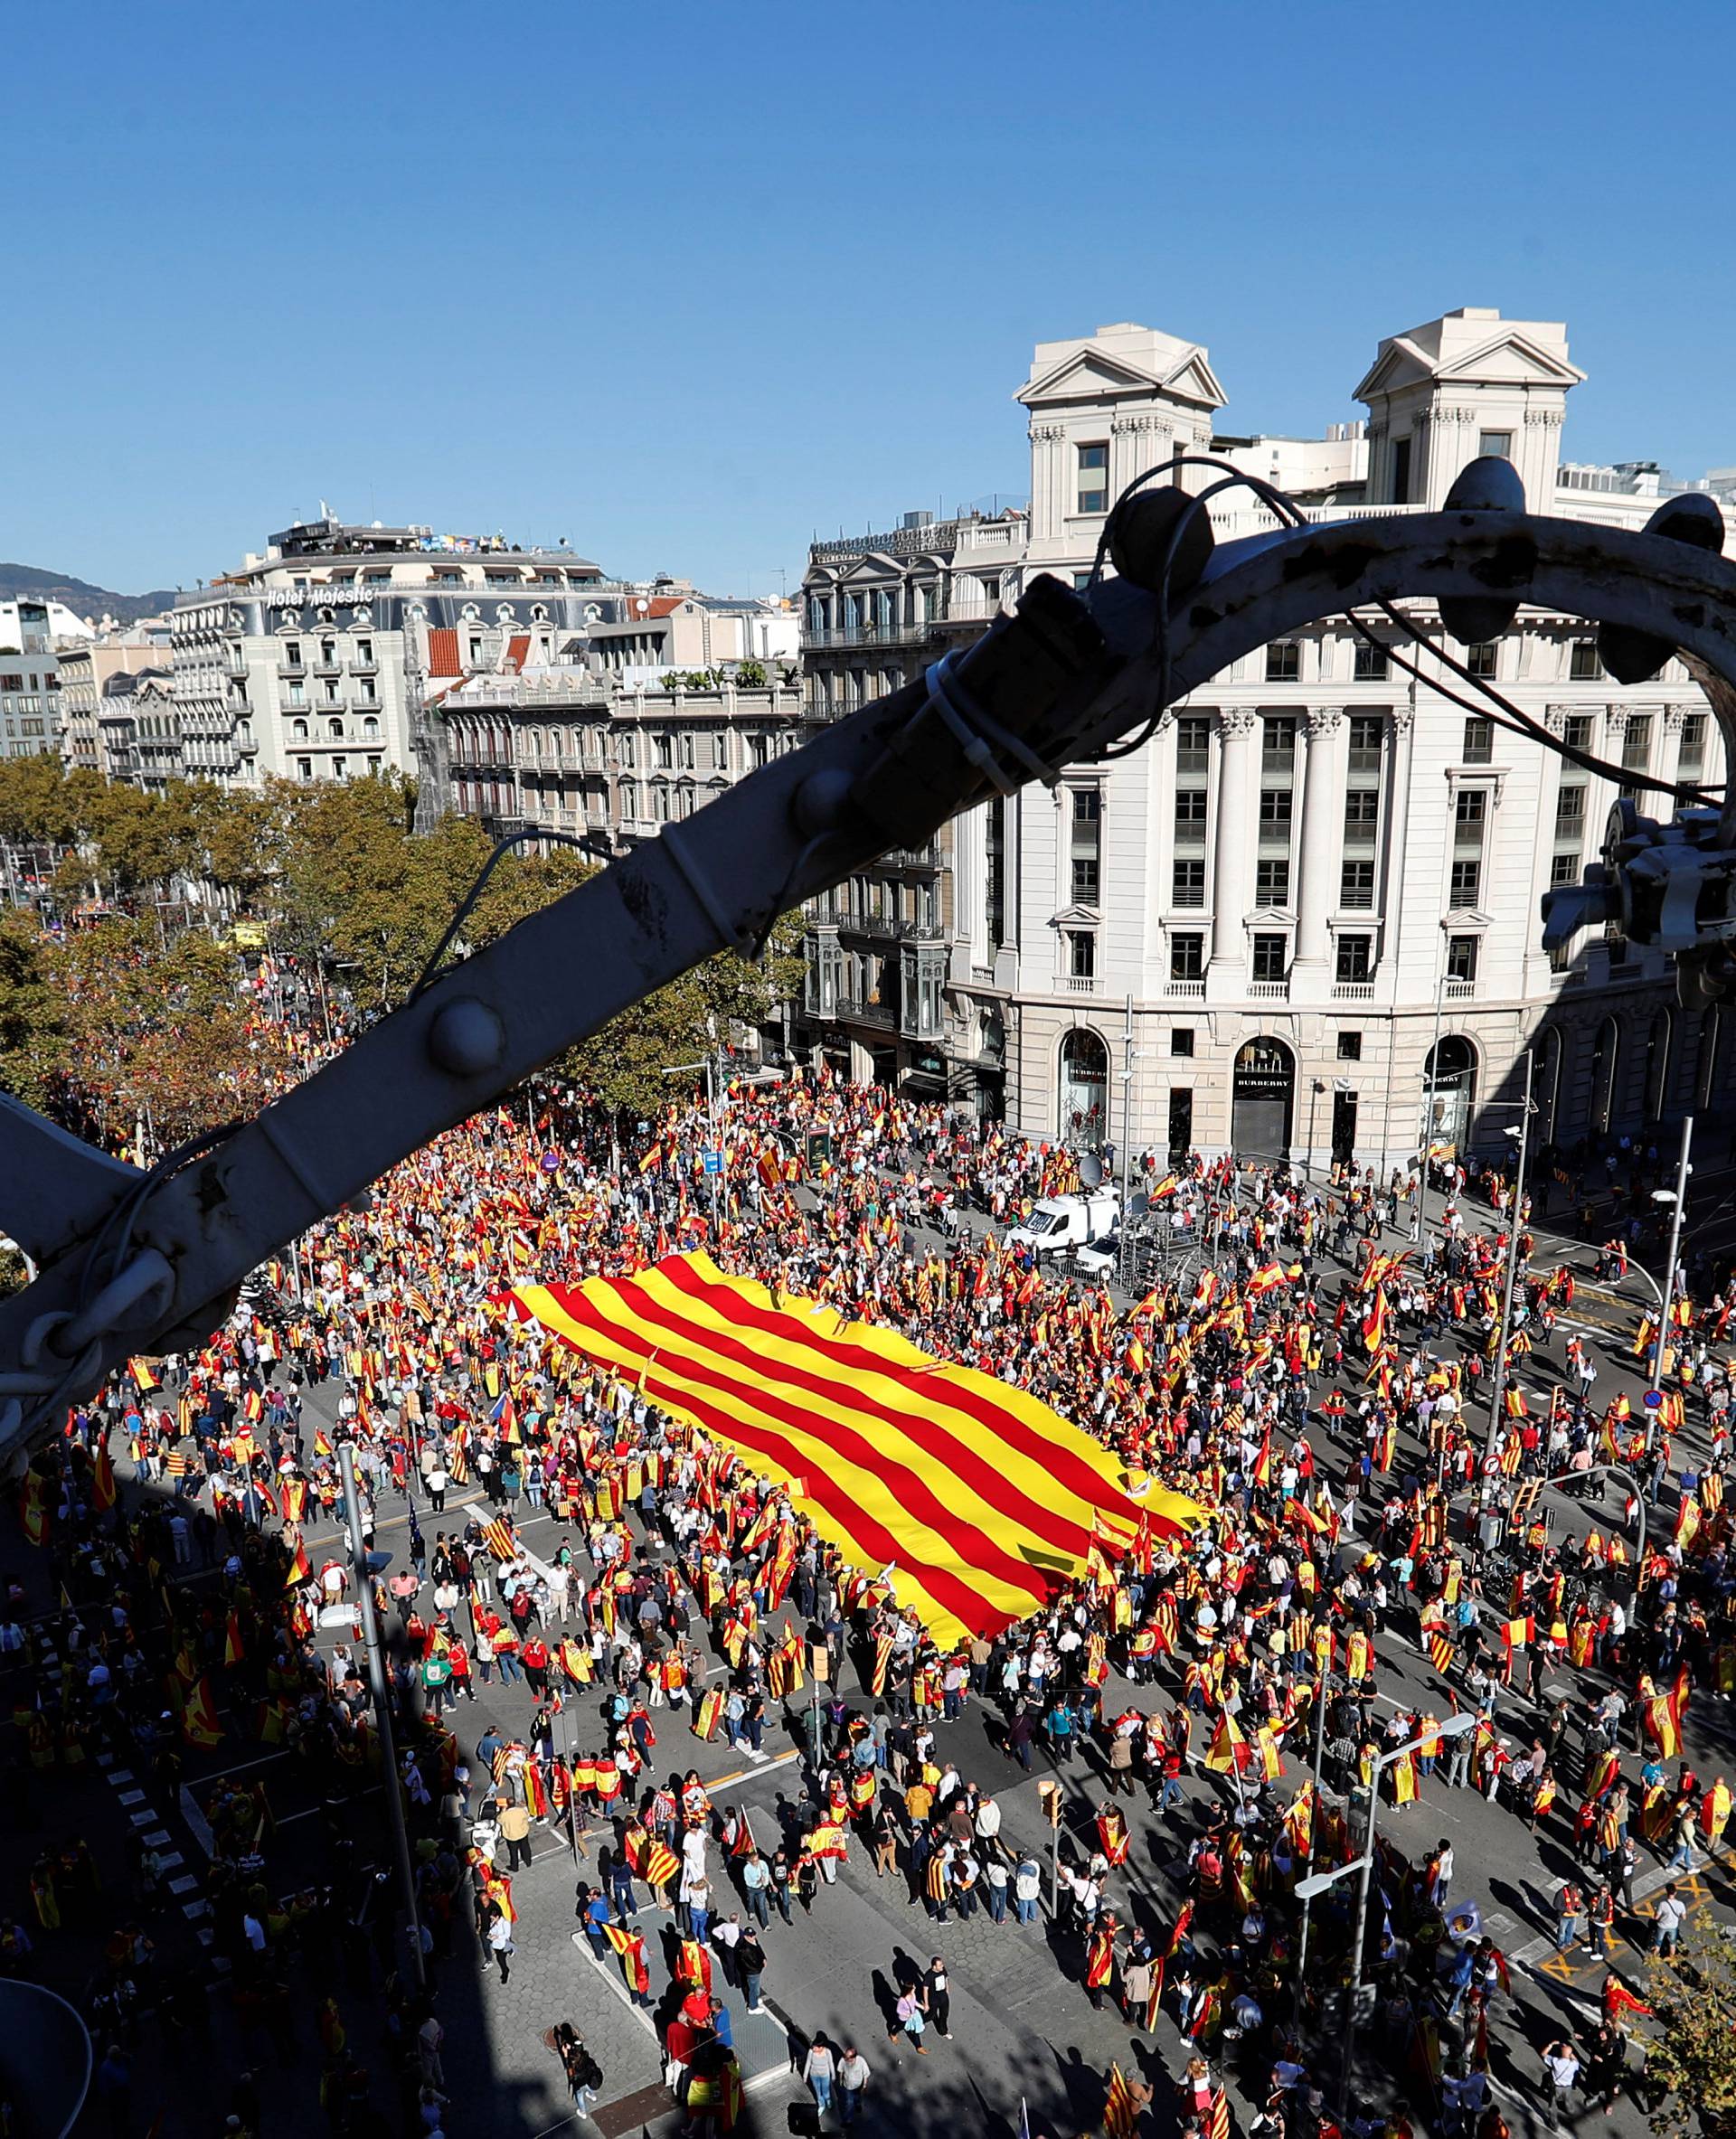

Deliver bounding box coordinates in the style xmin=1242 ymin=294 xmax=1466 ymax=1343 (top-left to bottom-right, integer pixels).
xmin=799 ymin=307 xmax=1733 ymax=1168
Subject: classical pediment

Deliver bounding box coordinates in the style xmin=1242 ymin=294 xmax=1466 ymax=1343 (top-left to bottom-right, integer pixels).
xmin=1435 ymin=328 xmax=1586 ymax=389
xmin=1356 ymin=326 xmax=1585 ymax=402
xmin=1161 ymin=349 xmax=1229 ymax=410
xmin=1019 ymin=345 xmax=1164 ymax=406
xmin=1052 ymin=903 xmax=1102 ymax=928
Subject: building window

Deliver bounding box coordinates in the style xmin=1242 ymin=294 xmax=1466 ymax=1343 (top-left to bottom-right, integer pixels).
xmin=1454 ymin=787 xmax=1487 ymax=844
xmin=1258 ymin=788 xmax=1293 ymax=840
xmin=1335 ymin=933 xmax=1373 ymax=984
xmin=656 ymin=733 xmax=673 ymax=769
xmin=1679 ymin=711 xmax=1707 ymax=773
xmin=1337 ymin=1031 xmax=1363 ymax=1061
xmin=984 ymin=793 xmax=1006 ymax=950
xmin=1549 ymin=852 xmax=1580 ymax=886
xmin=1340 ymin=860 xmax=1375 ymax=909
xmin=1256 ymin=858 xmax=1290 ymax=905
xmin=1622 ymin=712 xmax=1654 ymax=772
xmin=1251 ymin=932 xmax=1288 ymax=983
xmin=1477 ymin=429 xmax=1514 ymax=461
xmin=1070 ymin=785 xmax=1102 ymax=905
xmin=1175 ymin=788 xmax=1209 ymax=843
xmin=1344 ymin=790 xmax=1380 ymax=844
xmin=1353 ymin=639 xmax=1388 ymax=681
xmin=1392 ymin=435 xmax=1412 ymax=504
xmin=1175 ymin=716 xmax=1210 ymax=776
xmin=1561 ymin=711 xmax=1593 ymax=752
xmin=1462 ymin=714 xmax=1495 ymax=762
xmin=1171 ymin=1029 xmax=1195 ymax=1057
xmin=290 ymin=718 xmax=308 ymax=740
xmin=297 ymin=758 xmax=313 ymax=780
xmin=1265 ymin=642 xmax=1300 ymax=683
xmin=1464 ymin=644 xmax=1498 ymax=680
xmin=1171 ymin=931 xmax=1204 ymax=982
xmin=1347 ymin=713 xmax=1383 ymax=772
xmin=1068 ymin=930 xmax=1096 ymax=980
xmin=1172 ymin=858 xmax=1206 ymax=908
xmin=1570 ymin=639 xmax=1603 ymax=680
xmin=1076 ymin=442 xmax=1109 ymax=515
xmin=1447 ymin=933 xmax=1479 ymax=982
xmin=1554 ymin=783 xmax=1586 ymax=840
xmin=1449 ymin=859 xmax=1481 ymax=908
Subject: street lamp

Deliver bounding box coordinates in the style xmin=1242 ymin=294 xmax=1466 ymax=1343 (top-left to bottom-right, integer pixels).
xmin=1298 ymin=1711 xmax=1477 ymax=2119
xmin=1481 ymin=1057 xmax=1536 ymax=1463
xmin=1646 ymin=1120 xmax=1694 ymax=1449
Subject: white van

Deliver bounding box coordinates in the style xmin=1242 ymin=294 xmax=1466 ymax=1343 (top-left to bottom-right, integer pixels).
xmin=1005 ymin=1191 xmax=1120 ymax=1258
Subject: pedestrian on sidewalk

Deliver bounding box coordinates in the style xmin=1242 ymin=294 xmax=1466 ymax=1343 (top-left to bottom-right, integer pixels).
xmin=803 ymin=2036 xmax=836 ymax=2118
xmin=836 ymin=2045 xmax=871 ymax=2125
xmin=1540 ymin=2037 xmax=1580 ymax=2120
xmin=486 ymin=1906 xmax=514 ymax=1984
xmin=924 ymin=1956 xmax=951 ymax=2040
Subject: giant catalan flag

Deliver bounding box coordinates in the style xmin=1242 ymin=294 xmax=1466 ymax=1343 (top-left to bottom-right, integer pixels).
xmin=511 ymin=1251 xmax=1202 ymax=1644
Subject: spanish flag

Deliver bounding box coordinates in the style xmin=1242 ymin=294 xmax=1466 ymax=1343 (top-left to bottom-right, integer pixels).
xmin=1203 ymin=1711 xmax=1251 ymax=1774
xmin=1103 ymin=2064 xmax=1141 ymax=2139
xmin=91 ymin=1439 xmax=117 ymax=1514
xmin=511 ymin=1252 xmax=1202 ymax=1645
xmin=285 ymin=1537 xmax=312 ymax=1588
xmin=182 ymin=1675 xmax=223 ymax=1748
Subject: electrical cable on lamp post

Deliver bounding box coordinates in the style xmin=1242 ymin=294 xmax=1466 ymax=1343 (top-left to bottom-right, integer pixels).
xmin=1296 ymin=1711 xmax=1477 ymax=2122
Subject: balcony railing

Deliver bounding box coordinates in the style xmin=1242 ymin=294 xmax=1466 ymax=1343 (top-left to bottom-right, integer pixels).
xmin=1443 ymin=975 xmax=1477 ymax=1000
xmin=803 ymin=621 xmax=937 ymax=650
xmin=834 ymin=995 xmax=896 ymax=1029
xmin=837 ymin=911 xmax=945 ymax=942
xmin=1065 ymin=975 xmax=1099 ymax=994
xmin=1248 ymin=978 xmax=1290 ymax=1001
xmin=1166 ymin=978 xmax=1207 ymax=1000
xmin=1333 ymin=980 xmax=1376 ymax=1001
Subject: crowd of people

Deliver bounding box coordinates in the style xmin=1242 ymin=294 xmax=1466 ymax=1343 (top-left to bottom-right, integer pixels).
xmin=5 ymin=1053 xmax=1731 ymax=2139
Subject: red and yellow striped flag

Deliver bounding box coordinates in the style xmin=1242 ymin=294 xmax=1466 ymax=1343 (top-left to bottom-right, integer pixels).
xmin=511 ymin=1251 xmax=1201 ymax=1645
xmin=1103 ymin=2063 xmax=1141 ymax=2139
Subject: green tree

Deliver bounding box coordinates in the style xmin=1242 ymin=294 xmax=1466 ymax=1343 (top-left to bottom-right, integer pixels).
xmin=0 ymin=909 xmax=70 ymax=1107
xmin=52 ymin=915 xmax=271 ymax=1148
xmin=1646 ymin=1919 xmax=1736 ymax=2136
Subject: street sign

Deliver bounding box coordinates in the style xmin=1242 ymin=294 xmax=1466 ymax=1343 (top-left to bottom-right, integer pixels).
xmin=702 ymin=1151 xmax=722 ymax=1176
xmin=1642 ymin=1389 xmax=1664 ymax=1409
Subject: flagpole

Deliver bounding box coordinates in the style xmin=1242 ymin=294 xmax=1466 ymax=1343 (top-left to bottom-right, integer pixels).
xmin=340 ymin=1441 xmax=427 ymax=1993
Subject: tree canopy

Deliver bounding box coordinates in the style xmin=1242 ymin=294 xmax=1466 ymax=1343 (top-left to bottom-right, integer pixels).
xmin=0 ymin=759 xmax=807 ymax=1138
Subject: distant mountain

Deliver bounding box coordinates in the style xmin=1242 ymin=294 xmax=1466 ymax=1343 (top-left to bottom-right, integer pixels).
xmin=0 ymin=562 xmax=179 ymax=627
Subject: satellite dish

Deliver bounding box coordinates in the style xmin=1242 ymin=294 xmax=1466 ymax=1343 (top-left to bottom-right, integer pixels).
xmin=1079 ymin=1153 xmax=1104 ymax=1188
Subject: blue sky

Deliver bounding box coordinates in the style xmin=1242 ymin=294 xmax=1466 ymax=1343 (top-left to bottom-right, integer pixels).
xmin=5 ymin=0 xmax=1734 ymax=598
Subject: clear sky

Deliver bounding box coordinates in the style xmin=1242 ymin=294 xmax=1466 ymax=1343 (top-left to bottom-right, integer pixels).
xmin=6 ymin=0 xmax=1735 ymax=598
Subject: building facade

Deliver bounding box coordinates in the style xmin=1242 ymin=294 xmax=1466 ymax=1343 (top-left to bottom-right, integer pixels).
xmin=798 ymin=307 xmax=1734 ymax=1165
xmin=0 ymin=601 xmax=77 ymax=760
xmin=166 ymin=518 xmax=797 ymax=793
xmin=59 ymin=627 xmax=174 ymax=775
xmin=437 ymin=659 xmax=806 ymax=849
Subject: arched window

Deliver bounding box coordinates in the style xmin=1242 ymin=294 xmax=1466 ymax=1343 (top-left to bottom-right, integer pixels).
xmin=290 ymin=718 xmax=308 ymax=740
xmin=1232 ymin=1036 xmax=1296 ymax=1156
xmin=362 ymin=716 xmax=379 ymax=740
xmin=1058 ymin=1028 xmax=1109 ymax=1148
xmin=327 ymin=717 xmax=344 ymax=740
xmin=1644 ymin=1007 xmax=1673 ymax=1120
xmin=1423 ymin=1034 xmax=1478 ymax=1153
xmin=1590 ymin=1016 xmax=1621 ymax=1133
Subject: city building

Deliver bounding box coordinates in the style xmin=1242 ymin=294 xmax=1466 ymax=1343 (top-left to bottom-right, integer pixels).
xmin=59 ymin=626 xmax=174 ymax=775
xmin=166 ymin=516 xmax=620 ymax=787
xmin=0 ymin=600 xmax=81 ymax=760
xmin=435 ymin=645 xmax=806 ymax=848
xmin=797 ymin=307 xmax=1733 ymax=1166
xmin=96 ymin=667 xmax=180 ymax=788
xmin=167 ymin=516 xmax=796 ymax=791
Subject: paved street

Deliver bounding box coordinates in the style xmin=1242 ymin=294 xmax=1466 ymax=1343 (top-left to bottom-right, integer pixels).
xmin=12 ymin=1167 xmax=1733 ymax=2139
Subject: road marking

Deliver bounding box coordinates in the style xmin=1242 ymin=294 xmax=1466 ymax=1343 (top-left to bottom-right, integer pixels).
xmin=707 ymin=1748 xmax=803 ymax=1791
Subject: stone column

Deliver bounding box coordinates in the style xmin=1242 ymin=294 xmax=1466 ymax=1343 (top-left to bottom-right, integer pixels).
xmin=1210 ymin=708 xmax=1259 ymax=975
xmin=1291 ymin=706 xmax=1344 ymax=982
